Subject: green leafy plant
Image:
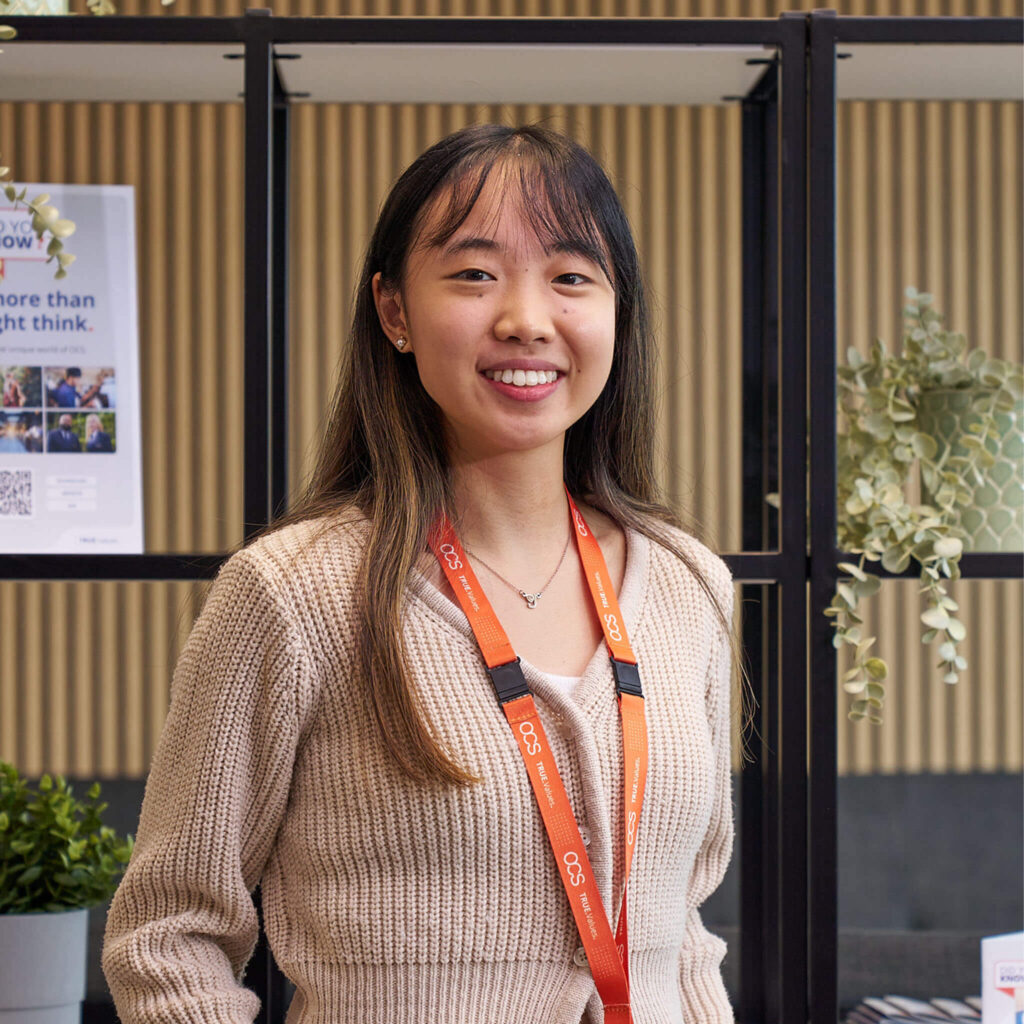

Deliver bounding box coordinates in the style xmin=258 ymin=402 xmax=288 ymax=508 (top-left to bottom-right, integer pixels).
xmin=0 ymin=153 xmax=76 ymax=281
xmin=0 ymin=759 xmax=134 ymax=913
xmin=770 ymin=286 xmax=1023 ymax=724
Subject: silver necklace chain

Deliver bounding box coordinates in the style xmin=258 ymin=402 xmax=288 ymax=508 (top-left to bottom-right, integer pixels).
xmin=465 ymin=532 xmax=572 ymax=609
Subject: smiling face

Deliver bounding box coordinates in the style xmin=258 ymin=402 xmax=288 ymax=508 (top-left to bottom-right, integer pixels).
xmin=373 ymin=166 xmax=617 ymax=463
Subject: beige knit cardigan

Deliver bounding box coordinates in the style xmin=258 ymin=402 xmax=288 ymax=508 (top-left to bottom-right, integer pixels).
xmin=101 ymin=514 xmax=736 ymax=1024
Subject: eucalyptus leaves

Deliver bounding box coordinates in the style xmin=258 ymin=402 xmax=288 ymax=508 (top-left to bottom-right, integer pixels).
xmin=0 ymin=155 xmax=76 ymax=281
xmin=831 ymin=286 xmax=1023 ymax=723
xmin=0 ymin=760 xmax=133 ymax=914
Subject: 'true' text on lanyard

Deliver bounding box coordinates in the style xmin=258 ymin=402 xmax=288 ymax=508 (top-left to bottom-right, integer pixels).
xmin=429 ymin=488 xmax=649 ymax=1024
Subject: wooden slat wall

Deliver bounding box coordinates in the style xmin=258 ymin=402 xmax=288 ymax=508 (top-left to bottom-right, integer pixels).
xmin=0 ymin=0 xmax=1020 ymax=780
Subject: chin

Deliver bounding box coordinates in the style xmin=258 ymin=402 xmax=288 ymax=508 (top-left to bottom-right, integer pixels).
xmin=463 ymin=425 xmax=567 ymax=458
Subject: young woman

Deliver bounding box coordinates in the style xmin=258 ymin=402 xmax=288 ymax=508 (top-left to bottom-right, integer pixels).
xmin=102 ymin=124 xmax=744 ymax=1024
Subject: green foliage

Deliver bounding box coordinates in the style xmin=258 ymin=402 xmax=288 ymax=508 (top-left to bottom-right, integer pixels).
xmin=0 ymin=154 xmax=76 ymax=281
xmin=769 ymin=286 xmax=1023 ymax=724
xmin=0 ymin=760 xmax=134 ymax=914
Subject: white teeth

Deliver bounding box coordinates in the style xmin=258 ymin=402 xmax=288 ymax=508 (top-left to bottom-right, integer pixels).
xmin=484 ymin=369 xmax=559 ymax=386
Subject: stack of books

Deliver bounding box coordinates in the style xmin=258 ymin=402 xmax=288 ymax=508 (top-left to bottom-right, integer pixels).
xmin=843 ymin=995 xmax=981 ymax=1023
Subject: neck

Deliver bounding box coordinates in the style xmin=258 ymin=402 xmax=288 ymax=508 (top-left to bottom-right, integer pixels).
xmin=449 ymin=440 xmax=570 ymax=561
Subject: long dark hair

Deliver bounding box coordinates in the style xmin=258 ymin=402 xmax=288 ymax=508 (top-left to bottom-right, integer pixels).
xmin=259 ymin=124 xmax=749 ymax=784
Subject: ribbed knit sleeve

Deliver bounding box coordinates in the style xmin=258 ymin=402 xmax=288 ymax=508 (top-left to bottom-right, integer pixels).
xmin=101 ymin=549 xmax=312 ymax=1024
xmin=678 ymin=567 xmax=735 ymax=1023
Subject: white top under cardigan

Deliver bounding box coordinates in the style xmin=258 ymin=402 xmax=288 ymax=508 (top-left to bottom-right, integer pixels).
xmin=542 ymin=671 xmax=585 ymax=695
xmin=101 ymin=512 xmax=736 ymax=1024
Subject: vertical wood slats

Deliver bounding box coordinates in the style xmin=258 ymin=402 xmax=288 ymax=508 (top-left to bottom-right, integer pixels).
xmin=0 ymin=0 xmax=1020 ymax=779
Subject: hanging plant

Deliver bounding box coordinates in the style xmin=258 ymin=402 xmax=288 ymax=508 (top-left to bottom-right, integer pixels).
xmin=769 ymin=286 xmax=1023 ymax=723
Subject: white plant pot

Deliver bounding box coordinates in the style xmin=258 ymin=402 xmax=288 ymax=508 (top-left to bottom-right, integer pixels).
xmin=0 ymin=907 xmax=88 ymax=1023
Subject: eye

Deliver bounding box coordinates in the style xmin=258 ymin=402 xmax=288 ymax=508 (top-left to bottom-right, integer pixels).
xmin=553 ymin=272 xmax=591 ymax=286
xmin=451 ymin=268 xmax=495 ymax=282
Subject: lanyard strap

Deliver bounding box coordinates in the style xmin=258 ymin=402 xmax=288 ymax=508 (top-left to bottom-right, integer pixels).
xmin=428 ymin=490 xmax=649 ymax=1024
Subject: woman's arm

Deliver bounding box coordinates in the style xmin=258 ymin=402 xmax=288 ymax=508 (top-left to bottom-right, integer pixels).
xmin=101 ymin=549 xmax=312 ymax=1024
xmin=678 ymin=573 xmax=735 ymax=1022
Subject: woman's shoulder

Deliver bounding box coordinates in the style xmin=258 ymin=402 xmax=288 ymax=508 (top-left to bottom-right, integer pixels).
xmin=223 ymin=508 xmax=372 ymax=597
xmin=181 ymin=511 xmax=373 ymax=673
xmin=635 ymin=516 xmax=734 ymax=616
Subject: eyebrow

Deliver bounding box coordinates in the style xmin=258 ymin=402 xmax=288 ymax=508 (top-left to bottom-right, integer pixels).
xmin=441 ymin=237 xmax=501 ymax=259
xmin=546 ymin=239 xmax=607 ymax=267
xmin=440 ymin=236 xmax=606 ymax=267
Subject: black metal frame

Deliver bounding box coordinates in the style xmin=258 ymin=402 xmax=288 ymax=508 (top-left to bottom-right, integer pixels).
xmin=2 ymin=9 xmax=1021 ymax=1023
xmin=739 ymin=54 xmax=780 ymax=1024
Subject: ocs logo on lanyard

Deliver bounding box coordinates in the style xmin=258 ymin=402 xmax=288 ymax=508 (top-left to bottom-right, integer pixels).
xmin=562 ymin=850 xmax=586 ymax=887
xmin=518 ymin=720 xmax=541 ymax=756
xmin=438 ymin=543 xmax=463 ymax=570
xmin=572 ymin=507 xmax=589 ymax=536
xmin=604 ymin=613 xmax=623 ymax=643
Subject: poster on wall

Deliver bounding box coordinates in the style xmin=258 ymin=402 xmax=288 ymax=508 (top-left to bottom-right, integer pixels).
xmin=0 ymin=183 xmax=143 ymax=553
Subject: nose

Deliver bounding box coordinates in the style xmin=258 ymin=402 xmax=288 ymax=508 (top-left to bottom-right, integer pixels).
xmin=492 ymin=282 xmax=554 ymax=345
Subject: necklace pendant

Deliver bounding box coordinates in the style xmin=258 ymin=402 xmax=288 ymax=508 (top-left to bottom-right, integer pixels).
xmin=520 ymin=591 xmax=540 ymax=609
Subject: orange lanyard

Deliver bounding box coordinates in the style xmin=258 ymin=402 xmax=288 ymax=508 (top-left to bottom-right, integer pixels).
xmin=429 ymin=488 xmax=649 ymax=1024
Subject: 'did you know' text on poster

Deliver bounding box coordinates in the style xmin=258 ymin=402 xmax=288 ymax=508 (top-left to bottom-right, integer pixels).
xmin=0 ymin=184 xmax=143 ymax=553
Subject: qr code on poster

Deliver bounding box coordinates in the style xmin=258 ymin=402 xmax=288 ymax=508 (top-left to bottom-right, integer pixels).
xmin=0 ymin=469 xmax=33 ymax=517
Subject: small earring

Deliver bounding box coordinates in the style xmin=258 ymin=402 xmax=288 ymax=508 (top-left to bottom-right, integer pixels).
xmin=394 ymin=337 xmax=407 ymax=350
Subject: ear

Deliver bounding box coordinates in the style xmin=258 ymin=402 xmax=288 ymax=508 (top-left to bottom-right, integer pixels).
xmin=372 ymin=272 xmax=412 ymax=351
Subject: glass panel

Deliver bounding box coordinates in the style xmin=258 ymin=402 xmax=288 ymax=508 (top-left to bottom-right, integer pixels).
xmin=834 ymin=94 xmax=1022 ymax=556
xmin=0 ymin=95 xmax=245 ymax=555
xmin=835 ymin=89 xmax=1022 ymax=1017
xmin=837 ymin=578 xmax=1023 ymax=1017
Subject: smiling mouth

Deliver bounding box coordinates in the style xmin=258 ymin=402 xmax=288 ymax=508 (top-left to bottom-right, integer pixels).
xmin=482 ymin=369 xmax=559 ymax=387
